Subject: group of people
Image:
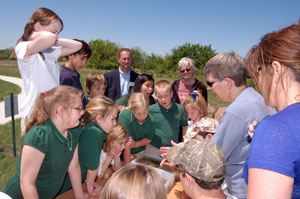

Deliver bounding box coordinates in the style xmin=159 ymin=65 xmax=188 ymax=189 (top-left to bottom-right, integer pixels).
xmin=1 ymin=6 xmax=300 ymax=199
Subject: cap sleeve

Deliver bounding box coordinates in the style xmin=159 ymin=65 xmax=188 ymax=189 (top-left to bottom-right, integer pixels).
xmin=22 ymin=126 xmax=49 ymax=154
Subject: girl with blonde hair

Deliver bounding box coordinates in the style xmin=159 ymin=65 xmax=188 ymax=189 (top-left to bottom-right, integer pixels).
xmin=59 ymin=96 xmax=119 ymax=196
xmin=98 ymin=124 xmax=128 ymax=179
xmin=183 ymin=91 xmax=209 ymax=142
xmin=119 ymin=92 xmax=155 ymax=163
xmin=100 ymin=164 xmax=167 ymax=199
xmin=3 ymin=86 xmax=87 ymax=199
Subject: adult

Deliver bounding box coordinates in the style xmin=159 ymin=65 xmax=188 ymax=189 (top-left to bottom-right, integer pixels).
xmin=167 ymin=139 xmax=236 ymax=199
xmin=244 ymin=21 xmax=300 ymax=198
xmin=172 ymin=57 xmax=207 ymax=105
xmin=204 ymin=52 xmax=271 ymax=199
xmin=104 ymin=48 xmax=139 ymax=101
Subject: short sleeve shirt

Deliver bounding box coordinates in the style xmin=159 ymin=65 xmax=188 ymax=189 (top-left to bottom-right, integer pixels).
xmin=79 ymin=123 xmax=107 ymax=180
xmin=119 ymin=109 xmax=155 ymax=154
xmin=149 ymin=101 xmax=188 ymax=148
xmin=3 ymin=120 xmax=81 ymax=199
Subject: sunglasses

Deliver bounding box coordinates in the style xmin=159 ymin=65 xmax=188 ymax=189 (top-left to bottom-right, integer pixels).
xmin=180 ymin=68 xmax=191 ymax=73
xmin=206 ymin=78 xmax=224 ymax=87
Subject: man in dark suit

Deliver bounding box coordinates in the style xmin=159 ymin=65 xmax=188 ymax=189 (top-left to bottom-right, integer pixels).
xmin=104 ymin=48 xmax=139 ymax=101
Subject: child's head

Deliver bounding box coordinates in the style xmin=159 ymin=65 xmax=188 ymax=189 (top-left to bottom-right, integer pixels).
xmin=20 ymin=7 xmax=63 ymax=42
xmin=81 ymin=96 xmax=119 ymax=133
xmin=194 ymin=117 xmax=219 ymax=140
xmin=128 ymin=93 xmax=149 ymax=124
xmin=103 ymin=124 xmax=128 ymax=155
xmin=183 ymin=91 xmax=208 ymax=122
xmin=154 ymin=80 xmax=173 ymax=109
xmin=25 ymin=86 xmax=82 ymax=134
xmin=132 ymin=73 xmax=154 ymax=97
xmin=100 ymin=163 xmax=167 ymax=199
xmin=65 ymin=39 xmax=92 ymax=70
xmin=212 ymin=106 xmax=227 ymax=122
xmin=85 ymin=72 xmax=107 ymax=98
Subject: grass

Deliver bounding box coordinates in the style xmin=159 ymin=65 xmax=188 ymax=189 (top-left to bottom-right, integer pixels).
xmin=0 ymin=79 xmax=21 ymax=102
xmin=0 ymin=119 xmax=21 ymax=190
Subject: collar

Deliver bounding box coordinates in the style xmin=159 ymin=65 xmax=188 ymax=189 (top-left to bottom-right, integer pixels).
xmin=158 ymin=100 xmax=175 ymax=112
xmin=62 ymin=65 xmax=80 ymax=77
xmin=119 ymin=67 xmax=130 ymax=75
xmin=47 ymin=120 xmax=68 ymax=144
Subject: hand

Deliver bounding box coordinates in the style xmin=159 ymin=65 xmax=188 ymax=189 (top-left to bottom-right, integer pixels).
xmin=89 ymin=183 xmax=103 ymax=196
xmin=125 ymin=137 xmax=135 ymax=149
xmin=119 ymin=105 xmax=126 ymax=113
xmin=248 ymin=120 xmax=259 ymax=139
xmin=159 ymin=140 xmax=182 ymax=169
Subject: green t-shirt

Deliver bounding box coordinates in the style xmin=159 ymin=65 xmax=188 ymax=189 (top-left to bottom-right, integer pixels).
xmin=3 ymin=120 xmax=82 ymax=199
xmin=58 ymin=122 xmax=107 ymax=194
xmin=119 ymin=109 xmax=154 ymax=154
xmin=116 ymin=94 xmax=130 ymax=106
xmin=149 ymin=101 xmax=188 ymax=148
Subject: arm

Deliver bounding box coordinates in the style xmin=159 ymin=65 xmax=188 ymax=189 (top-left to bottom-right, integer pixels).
xmin=56 ymin=38 xmax=82 ymax=57
xmin=182 ymin=126 xmax=188 ymax=137
xmin=99 ymin=155 xmax=113 ymax=178
xmin=68 ymin=144 xmax=87 ymax=199
xmin=20 ymin=145 xmax=45 ymax=199
xmin=248 ymin=168 xmax=293 ymax=199
xmin=25 ymin=31 xmax=58 ymax=57
xmin=123 ymin=147 xmax=131 ymax=164
xmin=85 ymin=169 xmax=99 ymax=195
xmin=111 ymin=152 xmax=122 ymax=171
xmin=132 ymin=138 xmax=151 ymax=148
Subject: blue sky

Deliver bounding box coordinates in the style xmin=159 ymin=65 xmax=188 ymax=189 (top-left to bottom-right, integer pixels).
xmin=1 ymin=0 xmax=299 ymax=58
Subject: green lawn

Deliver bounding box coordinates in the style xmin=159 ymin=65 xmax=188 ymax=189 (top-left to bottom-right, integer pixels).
xmin=0 ymin=79 xmax=21 ymax=102
xmin=0 ymin=119 xmax=21 ymax=190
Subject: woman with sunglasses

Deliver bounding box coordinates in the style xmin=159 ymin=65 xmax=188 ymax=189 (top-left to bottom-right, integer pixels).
xmin=244 ymin=21 xmax=300 ymax=198
xmin=171 ymin=57 xmax=207 ymax=105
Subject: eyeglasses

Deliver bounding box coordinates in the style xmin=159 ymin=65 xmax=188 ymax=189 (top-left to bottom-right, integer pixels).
xmin=180 ymin=68 xmax=191 ymax=74
xmin=206 ymin=78 xmax=225 ymax=87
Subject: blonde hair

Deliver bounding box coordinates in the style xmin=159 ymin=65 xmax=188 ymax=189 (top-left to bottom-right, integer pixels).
xmin=25 ymin=86 xmax=82 ymax=134
xmin=154 ymin=80 xmax=172 ymax=93
xmin=85 ymin=72 xmax=107 ymax=95
xmin=81 ymin=96 xmax=118 ymax=127
xmin=100 ymin=163 xmax=167 ymax=199
xmin=183 ymin=91 xmax=208 ymax=121
xmin=103 ymin=123 xmax=128 ymax=154
xmin=128 ymin=92 xmax=149 ymax=111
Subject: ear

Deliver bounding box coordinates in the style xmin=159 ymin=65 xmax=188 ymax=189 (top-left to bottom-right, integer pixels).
xmin=56 ymin=105 xmax=65 ymax=117
xmin=271 ymin=61 xmax=283 ymax=84
xmin=33 ymin=22 xmax=42 ymax=31
xmin=185 ymin=173 xmax=195 ymax=184
xmin=96 ymin=114 xmax=103 ymax=124
xmin=225 ymin=78 xmax=233 ymax=89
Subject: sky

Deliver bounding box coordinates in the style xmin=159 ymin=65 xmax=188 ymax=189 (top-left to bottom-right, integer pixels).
xmin=1 ymin=0 xmax=299 ymax=58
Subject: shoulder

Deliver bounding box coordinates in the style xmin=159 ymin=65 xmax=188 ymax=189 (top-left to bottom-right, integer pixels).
xmin=104 ymin=68 xmax=118 ymax=78
xmin=149 ymin=103 xmax=159 ymax=112
xmin=82 ymin=123 xmax=106 ymax=139
xmin=171 ymin=79 xmax=180 ymax=87
xmin=130 ymin=70 xmax=139 ymax=76
xmin=119 ymin=109 xmax=131 ymax=118
xmin=193 ymin=78 xmax=206 ymax=89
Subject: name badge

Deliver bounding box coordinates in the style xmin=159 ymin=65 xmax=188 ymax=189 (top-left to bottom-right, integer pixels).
xmin=129 ymin=82 xmax=135 ymax=87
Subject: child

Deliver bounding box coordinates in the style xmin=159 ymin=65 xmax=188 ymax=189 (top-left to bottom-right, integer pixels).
xmin=116 ymin=73 xmax=155 ymax=112
xmin=100 ymin=164 xmax=167 ymax=199
xmin=98 ymin=124 xmax=128 ymax=179
xmin=60 ymin=39 xmax=92 ymax=108
xmin=85 ymin=72 xmax=107 ymax=102
xmin=183 ymin=90 xmax=209 ymax=142
xmin=3 ymin=86 xmax=86 ymax=199
xmin=147 ymin=80 xmax=188 ymax=156
xmin=118 ymin=92 xmax=155 ymax=163
xmin=213 ymin=106 xmax=227 ymax=122
xmin=58 ymin=96 xmax=119 ymax=195
xmin=15 ymin=8 xmax=82 ymax=136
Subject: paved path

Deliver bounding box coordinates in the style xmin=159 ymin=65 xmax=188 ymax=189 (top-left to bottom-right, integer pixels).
xmin=0 ymin=75 xmax=26 ymax=125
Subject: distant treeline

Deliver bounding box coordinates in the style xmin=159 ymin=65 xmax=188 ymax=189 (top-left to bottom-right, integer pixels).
xmin=0 ymin=39 xmax=217 ymax=73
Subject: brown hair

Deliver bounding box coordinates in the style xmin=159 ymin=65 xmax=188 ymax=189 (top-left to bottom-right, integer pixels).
xmin=66 ymin=39 xmax=92 ymax=60
xmin=118 ymin=48 xmax=131 ymax=58
xmin=183 ymin=91 xmax=208 ymax=121
xmin=103 ymin=124 xmax=128 ymax=154
xmin=100 ymin=164 xmax=167 ymax=199
xmin=246 ymin=20 xmax=300 ymax=105
xmin=81 ymin=96 xmax=118 ymax=127
xmin=25 ymin=86 xmax=82 ymax=134
xmin=13 ymin=8 xmax=63 ymax=60
xmin=85 ymin=72 xmax=107 ymax=95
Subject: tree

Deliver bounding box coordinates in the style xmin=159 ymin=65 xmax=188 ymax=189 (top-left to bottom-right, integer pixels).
xmin=87 ymin=39 xmax=119 ymax=69
xmin=130 ymin=47 xmax=147 ymax=71
xmin=166 ymin=43 xmax=217 ymax=72
xmin=144 ymin=53 xmax=167 ymax=73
